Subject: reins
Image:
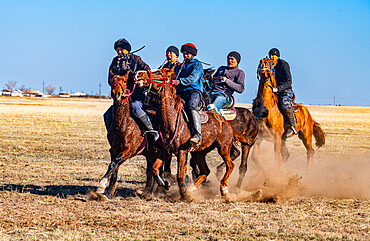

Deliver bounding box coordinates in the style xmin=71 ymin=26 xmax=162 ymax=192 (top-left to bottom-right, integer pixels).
xmin=113 ymin=80 xmax=136 ymax=102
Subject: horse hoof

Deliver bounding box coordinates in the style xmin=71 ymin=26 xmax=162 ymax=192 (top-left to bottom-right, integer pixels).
xmin=223 ymin=193 xmax=237 ymax=202
xmin=163 ymin=180 xmax=170 ymax=190
xmin=86 ymin=190 xmax=109 ymax=202
xmin=251 ymin=189 xmax=263 ymax=201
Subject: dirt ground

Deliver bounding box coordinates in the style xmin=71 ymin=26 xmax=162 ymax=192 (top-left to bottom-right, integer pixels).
xmin=0 ymin=96 xmax=369 ymax=240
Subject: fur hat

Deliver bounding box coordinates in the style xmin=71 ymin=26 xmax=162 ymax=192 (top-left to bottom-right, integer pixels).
xmin=114 ymin=38 xmax=131 ymax=52
xmin=227 ymin=51 xmax=241 ymax=64
xmin=180 ymin=43 xmax=197 ymax=56
xmin=166 ymin=46 xmax=179 ymax=56
xmin=268 ymin=48 xmax=280 ymax=57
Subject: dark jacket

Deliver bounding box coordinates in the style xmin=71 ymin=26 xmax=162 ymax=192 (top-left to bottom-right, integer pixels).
xmin=160 ymin=60 xmax=181 ymax=70
xmin=274 ymin=58 xmax=292 ymax=92
xmin=108 ymin=53 xmax=150 ymax=101
xmin=212 ymin=66 xmax=245 ymax=98
xmin=174 ymin=59 xmax=203 ymax=95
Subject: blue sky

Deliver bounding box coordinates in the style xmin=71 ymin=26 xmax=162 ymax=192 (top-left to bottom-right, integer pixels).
xmin=0 ymin=0 xmax=369 ymax=106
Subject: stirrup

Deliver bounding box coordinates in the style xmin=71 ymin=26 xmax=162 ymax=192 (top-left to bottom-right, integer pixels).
xmin=189 ymin=134 xmax=201 ymax=145
xmin=146 ymin=130 xmax=159 ymax=141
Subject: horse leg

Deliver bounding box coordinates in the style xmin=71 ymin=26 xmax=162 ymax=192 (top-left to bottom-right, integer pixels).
xmin=190 ymin=155 xmax=201 ymax=182
xmin=236 ymin=144 xmax=251 ymax=188
xmin=298 ymin=130 xmax=314 ymax=171
xmin=96 ymin=149 xmax=130 ymax=195
xmin=137 ymin=155 xmax=157 ymax=200
xmin=250 ymin=138 xmax=264 ymax=171
xmin=163 ymin=155 xmax=172 ymax=178
xmin=216 ymin=144 xmax=239 ymax=180
xmin=274 ymin=135 xmax=283 ymax=165
xmin=281 ymin=139 xmax=290 ymax=162
xmin=218 ymin=146 xmax=235 ymax=199
xmin=177 ymin=151 xmax=190 ymax=200
xmin=152 ymin=158 xmax=170 ymax=190
xmin=104 ymin=166 xmax=119 ymax=199
xmin=188 ymin=151 xmax=210 ymax=193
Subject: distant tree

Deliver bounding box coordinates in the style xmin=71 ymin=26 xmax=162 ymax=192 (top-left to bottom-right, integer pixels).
xmin=5 ymin=80 xmax=17 ymax=92
xmin=45 ymin=85 xmax=56 ymax=95
xmin=20 ymin=84 xmax=28 ymax=92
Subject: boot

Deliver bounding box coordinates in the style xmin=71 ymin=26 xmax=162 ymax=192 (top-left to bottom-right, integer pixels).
xmin=138 ymin=113 xmax=159 ymax=141
xmin=189 ymin=110 xmax=202 ymax=145
xmin=284 ymin=108 xmax=297 ymax=138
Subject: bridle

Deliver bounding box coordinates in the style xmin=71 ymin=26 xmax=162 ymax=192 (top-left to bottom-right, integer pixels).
xmin=112 ymin=79 xmax=134 ymax=102
xmin=258 ymin=58 xmax=276 ymax=93
xmin=135 ymin=69 xmax=173 ymax=93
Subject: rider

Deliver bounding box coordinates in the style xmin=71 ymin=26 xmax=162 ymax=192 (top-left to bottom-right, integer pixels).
xmin=160 ymin=46 xmax=181 ymax=70
xmin=174 ymin=43 xmax=204 ymax=145
xmin=208 ymin=51 xmax=245 ymax=114
xmin=269 ymin=48 xmax=297 ymax=138
xmin=104 ymin=38 xmax=159 ymax=141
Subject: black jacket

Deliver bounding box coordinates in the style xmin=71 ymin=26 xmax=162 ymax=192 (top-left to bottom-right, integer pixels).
xmin=274 ymin=58 xmax=292 ymax=92
xmin=108 ymin=53 xmax=150 ymax=101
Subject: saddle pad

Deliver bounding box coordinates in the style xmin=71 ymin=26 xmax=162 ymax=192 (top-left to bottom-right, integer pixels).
xmin=223 ymin=108 xmax=237 ymax=121
xmin=199 ymin=111 xmax=209 ymax=124
xmin=292 ymin=102 xmax=298 ymax=112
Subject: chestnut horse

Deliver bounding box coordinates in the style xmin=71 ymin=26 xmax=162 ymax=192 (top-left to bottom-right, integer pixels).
xmin=92 ymin=73 xmax=169 ymax=200
xmin=135 ymin=69 xmax=251 ymax=201
xmin=252 ymin=58 xmax=325 ymax=169
xmin=201 ymin=69 xmax=259 ymax=188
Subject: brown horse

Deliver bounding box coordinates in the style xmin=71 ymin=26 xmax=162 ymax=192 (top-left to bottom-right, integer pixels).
xmin=252 ymin=58 xmax=325 ymax=169
xmin=91 ymin=73 xmax=169 ymax=200
xmin=202 ymin=68 xmax=259 ymax=188
xmin=135 ymin=69 xmax=251 ymax=201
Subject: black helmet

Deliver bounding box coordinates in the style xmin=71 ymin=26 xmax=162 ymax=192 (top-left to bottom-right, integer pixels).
xmin=114 ymin=38 xmax=131 ymax=52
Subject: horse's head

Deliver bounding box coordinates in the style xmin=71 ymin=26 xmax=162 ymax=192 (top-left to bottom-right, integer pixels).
xmin=203 ymin=68 xmax=215 ymax=81
xmin=135 ymin=68 xmax=175 ymax=93
xmin=110 ymin=72 xmax=131 ymax=102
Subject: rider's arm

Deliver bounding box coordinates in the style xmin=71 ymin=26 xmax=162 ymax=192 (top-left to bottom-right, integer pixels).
xmin=178 ymin=62 xmax=203 ymax=86
xmin=277 ymin=61 xmax=292 ymax=92
xmin=107 ymin=58 xmax=116 ymax=86
xmin=136 ymin=56 xmax=150 ymax=71
xmin=224 ymin=71 xmax=245 ymax=93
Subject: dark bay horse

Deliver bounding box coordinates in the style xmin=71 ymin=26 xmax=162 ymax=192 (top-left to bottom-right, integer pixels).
xmin=91 ymin=73 xmax=169 ymax=200
xmin=252 ymin=58 xmax=325 ymax=169
xmin=135 ymin=69 xmax=252 ymax=201
xmin=202 ymin=69 xmax=259 ymax=188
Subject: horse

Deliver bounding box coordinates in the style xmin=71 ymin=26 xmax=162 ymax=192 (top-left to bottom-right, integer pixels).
xmin=90 ymin=73 xmax=169 ymax=201
xmin=135 ymin=69 xmax=253 ymax=201
xmin=200 ymin=68 xmax=259 ymax=188
xmin=252 ymin=58 xmax=325 ymax=170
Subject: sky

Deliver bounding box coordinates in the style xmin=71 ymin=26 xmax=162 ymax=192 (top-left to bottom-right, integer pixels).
xmin=0 ymin=0 xmax=369 ymax=106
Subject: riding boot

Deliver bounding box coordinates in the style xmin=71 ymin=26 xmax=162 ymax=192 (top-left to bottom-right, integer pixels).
xmin=189 ymin=110 xmax=202 ymax=145
xmin=138 ymin=113 xmax=159 ymax=141
xmin=284 ymin=108 xmax=297 ymax=138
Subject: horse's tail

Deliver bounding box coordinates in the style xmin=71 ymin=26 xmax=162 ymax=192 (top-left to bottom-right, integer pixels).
xmin=232 ymin=128 xmax=253 ymax=147
xmin=313 ymin=120 xmax=326 ymax=148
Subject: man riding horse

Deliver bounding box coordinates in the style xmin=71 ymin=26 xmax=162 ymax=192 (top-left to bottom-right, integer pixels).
xmin=268 ymin=48 xmax=297 ymax=138
xmin=104 ymin=38 xmax=159 ymax=141
xmin=160 ymin=46 xmax=181 ymax=70
xmin=174 ymin=43 xmax=204 ymax=145
xmin=207 ymin=51 xmax=245 ymax=115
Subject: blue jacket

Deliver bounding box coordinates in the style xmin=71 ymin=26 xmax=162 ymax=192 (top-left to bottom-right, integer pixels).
xmin=175 ymin=59 xmax=204 ymax=94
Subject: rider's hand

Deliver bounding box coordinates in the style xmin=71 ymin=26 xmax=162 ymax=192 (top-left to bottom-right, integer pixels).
xmin=221 ymin=76 xmax=227 ymax=83
xmin=273 ymin=87 xmax=278 ymax=93
xmin=171 ymin=79 xmax=178 ymax=86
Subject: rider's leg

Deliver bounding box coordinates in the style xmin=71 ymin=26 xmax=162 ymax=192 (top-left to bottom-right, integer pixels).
xmin=186 ymin=91 xmax=202 ymax=144
xmin=131 ymin=100 xmax=159 ymax=141
xmin=103 ymin=105 xmax=113 ymax=132
xmin=209 ymin=92 xmax=228 ymax=115
xmin=278 ymin=89 xmax=297 ymax=138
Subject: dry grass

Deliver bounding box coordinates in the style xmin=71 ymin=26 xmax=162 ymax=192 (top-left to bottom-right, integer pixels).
xmin=0 ymin=96 xmax=369 ymax=240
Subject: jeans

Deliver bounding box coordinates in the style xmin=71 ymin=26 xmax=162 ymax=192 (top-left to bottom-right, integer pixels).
xmin=210 ymin=92 xmax=229 ymax=112
xmin=178 ymin=90 xmax=202 ymax=111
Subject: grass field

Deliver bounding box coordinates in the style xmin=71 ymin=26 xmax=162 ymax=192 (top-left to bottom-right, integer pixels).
xmin=0 ymin=96 xmax=369 ymax=240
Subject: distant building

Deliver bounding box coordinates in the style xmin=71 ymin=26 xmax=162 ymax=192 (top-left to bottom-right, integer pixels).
xmin=70 ymin=92 xmax=87 ymax=97
xmin=24 ymin=90 xmax=44 ymax=97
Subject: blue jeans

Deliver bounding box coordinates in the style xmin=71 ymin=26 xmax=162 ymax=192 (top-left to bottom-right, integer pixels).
xmin=211 ymin=92 xmax=229 ymax=113
xmin=178 ymin=90 xmax=202 ymax=111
